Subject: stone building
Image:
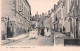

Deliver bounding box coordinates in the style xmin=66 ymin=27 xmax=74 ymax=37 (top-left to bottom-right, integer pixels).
xmin=44 ymin=16 xmax=52 ymax=30
xmin=68 ymin=0 xmax=80 ymax=38
xmin=39 ymin=13 xmax=49 ymax=28
xmin=51 ymin=0 xmax=71 ymax=33
xmin=35 ymin=12 xmax=40 ymax=22
xmin=1 ymin=0 xmax=31 ymax=40
xmin=52 ymin=0 xmax=64 ymax=32
xmin=51 ymin=0 xmax=80 ymax=38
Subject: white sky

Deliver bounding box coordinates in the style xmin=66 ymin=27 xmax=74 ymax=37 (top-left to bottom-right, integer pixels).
xmin=28 ymin=0 xmax=59 ymax=16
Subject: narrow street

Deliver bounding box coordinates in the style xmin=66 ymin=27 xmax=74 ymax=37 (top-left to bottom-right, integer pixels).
xmin=2 ymin=31 xmax=68 ymax=46
xmin=3 ymin=33 xmax=54 ymax=46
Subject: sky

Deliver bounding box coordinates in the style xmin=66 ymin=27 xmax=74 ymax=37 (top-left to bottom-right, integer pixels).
xmin=28 ymin=0 xmax=59 ymax=16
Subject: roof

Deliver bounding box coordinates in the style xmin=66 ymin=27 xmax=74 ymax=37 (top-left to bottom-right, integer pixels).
xmin=25 ymin=0 xmax=31 ymax=8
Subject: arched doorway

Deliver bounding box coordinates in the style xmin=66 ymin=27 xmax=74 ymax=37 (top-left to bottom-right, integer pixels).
xmin=7 ymin=22 xmax=14 ymax=38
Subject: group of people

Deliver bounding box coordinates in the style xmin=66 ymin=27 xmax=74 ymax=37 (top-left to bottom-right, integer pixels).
xmin=29 ymin=28 xmax=38 ymax=40
xmin=29 ymin=27 xmax=51 ymax=40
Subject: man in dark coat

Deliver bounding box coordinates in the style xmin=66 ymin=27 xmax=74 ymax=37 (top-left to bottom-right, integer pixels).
xmin=41 ymin=27 xmax=44 ymax=36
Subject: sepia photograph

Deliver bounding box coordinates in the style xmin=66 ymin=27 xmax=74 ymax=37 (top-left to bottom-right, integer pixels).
xmin=1 ymin=0 xmax=80 ymax=47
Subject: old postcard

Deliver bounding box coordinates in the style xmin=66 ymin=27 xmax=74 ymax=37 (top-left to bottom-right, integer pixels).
xmin=0 ymin=0 xmax=80 ymax=51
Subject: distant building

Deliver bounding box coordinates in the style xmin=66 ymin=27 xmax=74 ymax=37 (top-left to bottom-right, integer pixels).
xmin=50 ymin=11 xmax=54 ymax=30
xmin=52 ymin=0 xmax=64 ymax=32
xmin=48 ymin=10 xmax=51 ymax=16
xmin=1 ymin=0 xmax=31 ymax=40
xmin=35 ymin=12 xmax=40 ymax=22
xmin=31 ymin=16 xmax=36 ymax=21
xmin=31 ymin=21 xmax=38 ymax=29
xmin=44 ymin=16 xmax=52 ymax=30
xmin=39 ymin=13 xmax=49 ymax=28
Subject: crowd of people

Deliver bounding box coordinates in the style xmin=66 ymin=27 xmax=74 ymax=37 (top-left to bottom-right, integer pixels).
xmin=28 ymin=27 xmax=51 ymax=40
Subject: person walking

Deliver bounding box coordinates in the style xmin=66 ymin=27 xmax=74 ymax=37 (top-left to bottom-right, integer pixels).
xmin=38 ymin=27 xmax=40 ymax=35
xmin=44 ymin=27 xmax=47 ymax=36
xmin=41 ymin=27 xmax=44 ymax=36
xmin=45 ymin=28 xmax=51 ymax=37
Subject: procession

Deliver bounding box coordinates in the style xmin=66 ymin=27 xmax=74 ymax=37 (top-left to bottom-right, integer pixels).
xmin=29 ymin=26 xmax=51 ymax=40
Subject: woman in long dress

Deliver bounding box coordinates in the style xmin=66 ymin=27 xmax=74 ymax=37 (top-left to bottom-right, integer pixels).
xmin=29 ymin=28 xmax=38 ymax=40
xmin=45 ymin=28 xmax=51 ymax=37
xmin=34 ymin=28 xmax=38 ymax=39
xmin=29 ymin=29 xmax=34 ymax=40
xmin=44 ymin=28 xmax=47 ymax=36
xmin=47 ymin=29 xmax=51 ymax=37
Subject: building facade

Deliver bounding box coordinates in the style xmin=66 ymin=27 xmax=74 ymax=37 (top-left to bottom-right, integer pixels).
xmin=51 ymin=0 xmax=80 ymax=38
xmin=35 ymin=12 xmax=40 ymax=22
xmin=44 ymin=16 xmax=52 ymax=31
xmin=52 ymin=0 xmax=64 ymax=32
xmin=1 ymin=0 xmax=31 ymax=40
xmin=51 ymin=0 xmax=71 ymax=33
xmin=68 ymin=0 xmax=80 ymax=38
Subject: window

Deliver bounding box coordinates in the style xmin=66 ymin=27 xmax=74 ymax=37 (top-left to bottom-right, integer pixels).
xmin=77 ymin=0 xmax=79 ymax=6
xmin=22 ymin=4 xmax=23 ymax=15
xmin=18 ymin=0 xmax=22 ymax=12
xmin=63 ymin=0 xmax=66 ymax=7
xmin=19 ymin=0 xmax=21 ymax=4
xmin=19 ymin=5 xmax=22 ymax=11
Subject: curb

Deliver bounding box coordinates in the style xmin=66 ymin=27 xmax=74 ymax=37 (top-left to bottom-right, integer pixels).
xmin=1 ymin=34 xmax=28 ymax=45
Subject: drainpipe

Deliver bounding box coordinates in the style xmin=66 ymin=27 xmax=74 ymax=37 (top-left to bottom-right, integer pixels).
xmin=76 ymin=18 xmax=78 ymax=38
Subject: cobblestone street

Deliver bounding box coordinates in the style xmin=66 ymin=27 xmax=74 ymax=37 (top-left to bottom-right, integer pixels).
xmin=3 ymin=33 xmax=54 ymax=46
xmin=2 ymin=31 xmax=68 ymax=46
